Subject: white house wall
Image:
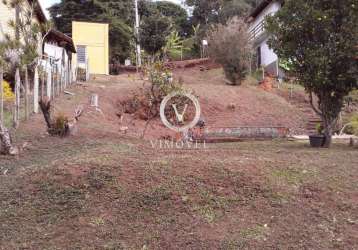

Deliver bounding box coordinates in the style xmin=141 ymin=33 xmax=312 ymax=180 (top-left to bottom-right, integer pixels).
xmin=249 ymin=1 xmax=282 ymax=32
xmin=260 ymin=38 xmax=278 ymax=67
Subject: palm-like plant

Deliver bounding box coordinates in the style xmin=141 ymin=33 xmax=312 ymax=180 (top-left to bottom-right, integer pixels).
xmin=162 ymin=31 xmax=184 ymax=60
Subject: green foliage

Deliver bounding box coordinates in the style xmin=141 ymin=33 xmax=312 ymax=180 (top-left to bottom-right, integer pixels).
xmin=266 ymin=0 xmax=358 ymax=146
xmin=0 ymin=0 xmax=46 ymax=69
xmin=151 ymin=1 xmax=190 ymax=37
xmin=162 ymin=31 xmax=188 ymax=60
xmin=279 ymin=59 xmax=293 ymax=72
xmin=1 ymin=80 xmax=15 ymax=101
xmin=184 ymin=0 xmax=257 ymax=59
xmin=207 ymin=17 xmax=252 ymax=85
xmin=217 ymin=0 xmax=252 ymax=24
xmin=343 ymin=114 xmax=358 ymax=136
xmin=316 ymin=123 xmax=324 ymax=135
xmin=140 ymin=13 xmax=171 ymax=56
xmin=52 ymin=113 xmax=69 ymax=137
xmin=186 ymin=0 xmax=257 ymax=26
xmin=146 ymin=62 xmax=182 ymax=98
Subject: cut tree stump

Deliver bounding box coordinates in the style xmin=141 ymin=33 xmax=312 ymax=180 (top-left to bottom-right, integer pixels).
xmin=39 ymin=98 xmax=83 ymax=137
xmin=0 ymin=120 xmax=18 ymax=155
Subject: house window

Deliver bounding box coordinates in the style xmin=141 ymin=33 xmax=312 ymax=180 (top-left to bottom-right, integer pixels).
xmin=77 ymin=45 xmax=87 ymax=64
xmin=257 ymin=46 xmax=261 ymax=68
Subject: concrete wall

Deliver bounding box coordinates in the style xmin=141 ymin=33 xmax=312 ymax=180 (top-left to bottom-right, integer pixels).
xmin=72 ymin=21 xmax=109 ymax=75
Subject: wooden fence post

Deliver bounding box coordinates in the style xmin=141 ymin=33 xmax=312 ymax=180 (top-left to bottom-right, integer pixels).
xmin=0 ymin=66 xmax=3 ymax=121
xmin=13 ymin=68 xmax=20 ymax=128
xmin=55 ymin=67 xmax=59 ymax=96
xmin=24 ymin=65 xmax=29 ymax=120
xmin=46 ymin=67 xmax=52 ymax=99
xmin=59 ymin=68 xmax=62 ymax=93
xmin=34 ymin=66 xmax=39 ymax=113
xmin=51 ymin=67 xmax=55 ymax=98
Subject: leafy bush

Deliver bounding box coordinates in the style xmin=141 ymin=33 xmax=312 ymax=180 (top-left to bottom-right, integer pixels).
xmin=121 ymin=62 xmax=186 ymax=120
xmin=207 ymin=17 xmax=252 ymax=85
xmin=344 ymin=114 xmax=358 ymax=136
xmin=162 ymin=31 xmax=184 ymax=61
xmin=47 ymin=113 xmax=70 ymax=137
xmin=1 ymin=80 xmax=15 ymax=101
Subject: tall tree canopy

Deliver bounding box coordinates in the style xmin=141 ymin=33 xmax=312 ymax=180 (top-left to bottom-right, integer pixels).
xmin=186 ymin=0 xmax=258 ymax=27
xmin=266 ymin=0 xmax=358 ymax=147
xmin=139 ymin=1 xmax=190 ymax=37
xmin=140 ymin=13 xmax=171 ymax=56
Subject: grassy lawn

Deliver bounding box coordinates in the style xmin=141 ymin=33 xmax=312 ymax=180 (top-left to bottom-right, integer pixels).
xmin=0 ymin=135 xmax=357 ymax=249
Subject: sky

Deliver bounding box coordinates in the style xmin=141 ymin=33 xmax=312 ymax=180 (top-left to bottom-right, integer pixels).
xmin=39 ymin=0 xmax=184 ymax=18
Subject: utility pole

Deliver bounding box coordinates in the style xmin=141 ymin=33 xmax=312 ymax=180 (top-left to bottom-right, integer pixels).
xmin=134 ymin=0 xmax=142 ymax=69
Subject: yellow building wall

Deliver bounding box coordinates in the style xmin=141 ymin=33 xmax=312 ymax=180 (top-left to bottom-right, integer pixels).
xmin=72 ymin=21 xmax=109 ymax=75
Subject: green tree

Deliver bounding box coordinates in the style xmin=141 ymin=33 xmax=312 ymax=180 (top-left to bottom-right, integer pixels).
xmin=140 ymin=0 xmax=190 ymax=37
xmin=1 ymin=0 xmax=44 ymax=68
xmin=186 ymin=0 xmax=257 ymax=26
xmin=156 ymin=1 xmax=189 ymax=36
xmin=139 ymin=13 xmax=171 ymax=57
xmin=207 ymin=17 xmax=251 ymax=85
xmin=266 ymin=0 xmax=358 ymax=147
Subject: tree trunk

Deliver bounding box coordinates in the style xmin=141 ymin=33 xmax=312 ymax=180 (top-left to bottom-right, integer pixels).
xmin=322 ymin=117 xmax=334 ymax=148
xmin=13 ymin=68 xmax=21 ymax=129
xmin=39 ymin=98 xmax=52 ymax=129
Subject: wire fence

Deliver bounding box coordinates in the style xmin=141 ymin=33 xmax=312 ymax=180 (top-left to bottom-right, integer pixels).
xmin=0 ymin=63 xmax=76 ymax=129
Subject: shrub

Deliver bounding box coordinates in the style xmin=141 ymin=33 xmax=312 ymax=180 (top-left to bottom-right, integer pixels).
xmin=207 ymin=17 xmax=252 ymax=85
xmin=121 ymin=62 xmax=186 ymax=120
xmin=344 ymin=114 xmax=358 ymax=136
xmin=1 ymin=80 xmax=15 ymax=101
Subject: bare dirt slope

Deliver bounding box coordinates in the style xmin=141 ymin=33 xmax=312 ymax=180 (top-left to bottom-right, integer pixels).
xmin=174 ymin=68 xmax=306 ymax=134
xmin=33 ymin=68 xmax=308 ymax=141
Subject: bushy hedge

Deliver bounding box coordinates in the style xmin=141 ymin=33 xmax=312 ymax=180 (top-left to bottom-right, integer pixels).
xmin=207 ymin=17 xmax=251 ymax=85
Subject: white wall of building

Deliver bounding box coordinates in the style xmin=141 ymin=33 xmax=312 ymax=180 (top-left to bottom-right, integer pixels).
xmin=249 ymin=1 xmax=282 ymax=33
xmin=249 ymin=0 xmax=282 ymax=74
xmin=260 ymin=38 xmax=278 ymax=67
